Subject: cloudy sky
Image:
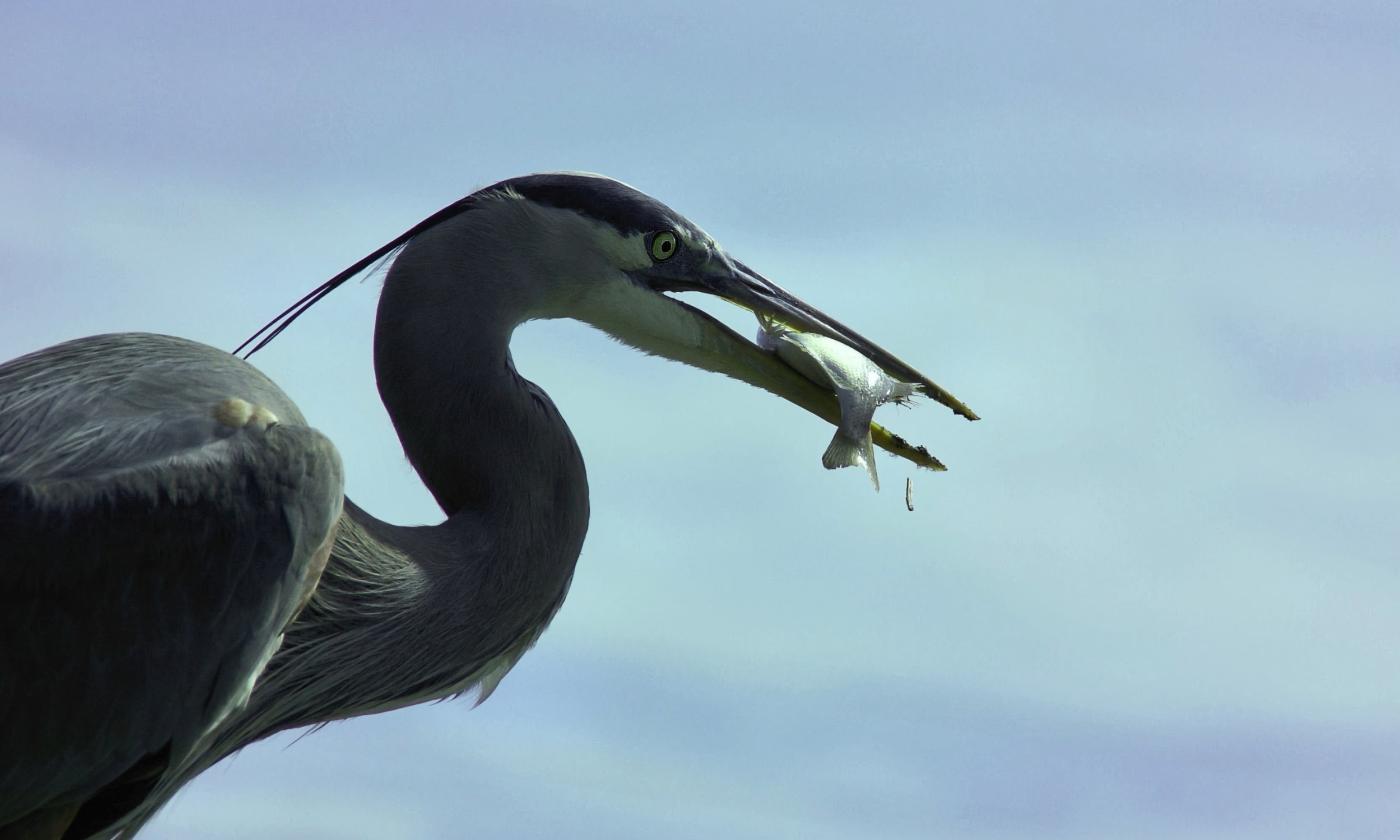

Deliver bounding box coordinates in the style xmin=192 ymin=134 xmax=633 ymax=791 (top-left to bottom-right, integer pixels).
xmin=4 ymin=2 xmax=1398 ymax=837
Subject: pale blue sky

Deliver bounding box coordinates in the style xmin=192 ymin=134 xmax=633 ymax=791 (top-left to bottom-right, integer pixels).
xmin=3 ymin=2 xmax=1398 ymax=837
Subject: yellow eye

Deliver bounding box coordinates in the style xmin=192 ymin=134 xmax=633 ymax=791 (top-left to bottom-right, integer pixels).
xmin=650 ymin=231 xmax=679 ymax=261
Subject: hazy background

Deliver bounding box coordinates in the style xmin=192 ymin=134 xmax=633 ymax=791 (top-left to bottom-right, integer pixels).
xmin=4 ymin=2 xmax=1398 ymax=837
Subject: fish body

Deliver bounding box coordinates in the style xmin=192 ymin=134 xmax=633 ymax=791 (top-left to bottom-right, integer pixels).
xmin=757 ymin=317 xmax=916 ymax=489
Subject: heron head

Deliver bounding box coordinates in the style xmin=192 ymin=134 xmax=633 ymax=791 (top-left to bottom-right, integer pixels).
xmin=497 ymin=173 xmax=976 ymax=471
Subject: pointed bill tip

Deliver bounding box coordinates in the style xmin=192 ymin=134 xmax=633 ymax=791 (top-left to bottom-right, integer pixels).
xmin=871 ymin=422 xmax=947 ymax=471
xmin=916 ymin=382 xmax=979 ymax=421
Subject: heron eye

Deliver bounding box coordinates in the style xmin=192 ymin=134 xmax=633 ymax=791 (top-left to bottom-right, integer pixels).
xmin=650 ymin=231 xmax=679 ymax=262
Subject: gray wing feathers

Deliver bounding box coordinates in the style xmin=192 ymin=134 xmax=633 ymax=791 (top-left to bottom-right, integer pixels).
xmin=0 ymin=334 xmax=343 ymax=829
xmin=0 ymin=333 xmax=307 ymax=480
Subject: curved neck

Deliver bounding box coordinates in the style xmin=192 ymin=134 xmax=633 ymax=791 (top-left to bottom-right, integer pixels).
xmin=372 ymin=223 xmax=590 ymax=562
xmin=342 ymin=220 xmax=593 ymax=706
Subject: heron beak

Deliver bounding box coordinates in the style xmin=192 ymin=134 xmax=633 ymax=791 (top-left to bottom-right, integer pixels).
xmin=622 ymin=254 xmax=974 ymax=472
xmin=701 ymin=257 xmax=979 ymax=422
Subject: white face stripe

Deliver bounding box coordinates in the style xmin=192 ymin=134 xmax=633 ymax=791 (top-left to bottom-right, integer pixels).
xmin=466 ymin=189 xmax=728 ymax=328
xmin=602 ymin=229 xmax=652 ymax=272
xmin=465 ymin=195 xmax=711 ymax=356
xmin=493 ymin=181 xmax=721 ymax=264
xmin=490 ymin=188 xmax=654 ymax=271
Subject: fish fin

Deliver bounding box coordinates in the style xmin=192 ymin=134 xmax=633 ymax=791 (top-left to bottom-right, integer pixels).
xmin=822 ymin=433 xmax=881 ymax=491
xmin=888 ymin=380 xmax=919 ymax=405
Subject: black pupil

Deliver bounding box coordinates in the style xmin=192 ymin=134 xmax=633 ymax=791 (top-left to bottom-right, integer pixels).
xmin=660 ymin=238 xmax=672 ymax=252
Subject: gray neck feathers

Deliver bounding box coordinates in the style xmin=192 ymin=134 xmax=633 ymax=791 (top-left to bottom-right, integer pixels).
xmin=373 ymin=207 xmax=590 ymax=550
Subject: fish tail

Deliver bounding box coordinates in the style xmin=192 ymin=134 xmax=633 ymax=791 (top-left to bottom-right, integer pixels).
xmin=822 ymin=432 xmax=880 ymax=491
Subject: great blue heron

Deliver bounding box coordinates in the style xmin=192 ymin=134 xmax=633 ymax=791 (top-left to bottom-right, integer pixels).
xmin=0 ymin=173 xmax=976 ymax=838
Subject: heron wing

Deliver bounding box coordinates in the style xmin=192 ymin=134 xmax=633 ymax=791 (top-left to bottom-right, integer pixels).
xmin=0 ymin=334 xmax=344 ymax=831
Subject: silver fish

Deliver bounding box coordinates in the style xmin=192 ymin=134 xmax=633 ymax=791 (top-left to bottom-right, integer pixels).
xmin=757 ymin=315 xmax=916 ymax=490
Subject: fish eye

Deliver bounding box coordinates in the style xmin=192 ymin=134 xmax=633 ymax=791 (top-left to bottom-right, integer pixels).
xmin=650 ymin=231 xmax=679 ymax=262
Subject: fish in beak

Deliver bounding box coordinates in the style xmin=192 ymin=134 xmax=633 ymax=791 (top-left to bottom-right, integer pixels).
xmin=598 ymin=244 xmax=977 ymax=474
xmin=756 ymin=314 xmax=917 ymax=490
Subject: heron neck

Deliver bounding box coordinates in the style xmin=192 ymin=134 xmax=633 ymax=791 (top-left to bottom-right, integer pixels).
xmin=371 ymin=260 xmax=590 ymax=586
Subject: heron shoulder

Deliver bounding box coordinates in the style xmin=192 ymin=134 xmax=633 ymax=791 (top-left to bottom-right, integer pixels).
xmin=0 ymin=332 xmax=344 ymax=834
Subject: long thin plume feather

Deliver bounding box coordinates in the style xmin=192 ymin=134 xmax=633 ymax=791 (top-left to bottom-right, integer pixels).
xmin=234 ymin=195 xmax=483 ymax=358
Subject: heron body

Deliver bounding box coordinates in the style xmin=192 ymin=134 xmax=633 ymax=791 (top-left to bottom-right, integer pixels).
xmin=0 ymin=173 xmax=974 ymax=838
